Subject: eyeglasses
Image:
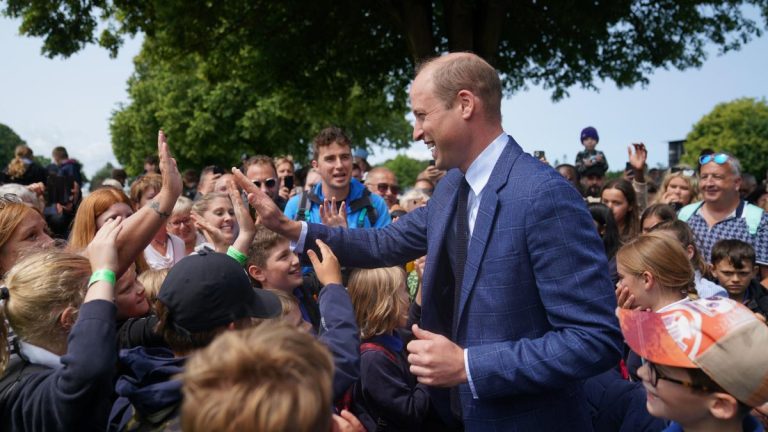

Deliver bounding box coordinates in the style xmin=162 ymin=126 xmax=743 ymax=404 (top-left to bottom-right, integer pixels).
xmin=670 ymin=166 xmax=696 ymax=177
xmin=375 ymin=183 xmax=400 ymax=195
xmin=699 ymin=153 xmax=730 ymax=166
xmin=168 ymin=217 xmax=192 ymax=227
xmin=643 ymin=360 xmax=713 ymax=392
xmin=253 ymin=178 xmax=277 ymax=189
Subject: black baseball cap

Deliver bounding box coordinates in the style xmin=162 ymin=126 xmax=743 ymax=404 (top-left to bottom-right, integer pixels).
xmin=157 ymin=249 xmax=282 ymax=333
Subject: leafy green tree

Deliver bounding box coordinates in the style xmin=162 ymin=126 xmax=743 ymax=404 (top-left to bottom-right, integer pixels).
xmin=682 ymin=98 xmax=768 ymax=180
xmin=0 ymin=123 xmax=26 ymax=168
xmin=88 ymin=162 xmax=115 ymax=192
xmin=111 ymin=41 xmax=410 ymax=174
xmin=6 ymin=1 xmax=768 ymax=171
xmin=382 ymin=154 xmax=430 ymax=188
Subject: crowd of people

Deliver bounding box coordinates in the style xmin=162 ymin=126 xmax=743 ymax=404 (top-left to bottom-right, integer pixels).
xmin=1 ymin=52 xmax=768 ymax=432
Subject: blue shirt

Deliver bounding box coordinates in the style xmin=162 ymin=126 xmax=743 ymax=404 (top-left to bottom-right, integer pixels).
xmin=284 ymin=178 xmax=391 ymax=229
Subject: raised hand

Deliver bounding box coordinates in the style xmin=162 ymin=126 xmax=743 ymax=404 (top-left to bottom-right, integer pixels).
xmin=306 ymin=239 xmax=342 ymax=286
xmin=86 ymin=216 xmax=123 ymax=273
xmin=232 ymin=167 xmax=302 ymax=240
xmin=158 ymin=130 xmax=183 ymax=200
xmin=331 ymin=410 xmax=365 ymax=432
xmin=228 ymin=180 xmax=256 ymax=255
xmin=319 ymin=198 xmax=347 ymax=228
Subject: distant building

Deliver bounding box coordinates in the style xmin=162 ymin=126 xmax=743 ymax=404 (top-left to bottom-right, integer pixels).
xmin=668 ymin=139 xmax=685 ymax=167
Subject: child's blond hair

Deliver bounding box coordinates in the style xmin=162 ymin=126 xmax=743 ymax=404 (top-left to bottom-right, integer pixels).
xmin=137 ymin=268 xmax=169 ymax=305
xmin=181 ymin=322 xmax=333 ymax=432
xmin=348 ymin=267 xmax=408 ymax=339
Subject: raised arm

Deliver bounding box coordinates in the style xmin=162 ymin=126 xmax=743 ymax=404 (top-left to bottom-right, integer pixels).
xmin=113 ymin=131 xmax=182 ymax=275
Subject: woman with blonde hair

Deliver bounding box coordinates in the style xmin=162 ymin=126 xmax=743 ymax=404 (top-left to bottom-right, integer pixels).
xmin=0 ymin=195 xmax=53 ymax=276
xmin=615 ymin=231 xmax=698 ymax=313
xmin=2 ymin=145 xmax=47 ymax=186
xmin=191 ymin=192 xmax=239 ymax=252
xmin=0 ymin=217 xmax=123 ymax=431
xmin=347 ymin=266 xmax=429 ymax=432
xmin=653 ymin=165 xmax=699 ymax=209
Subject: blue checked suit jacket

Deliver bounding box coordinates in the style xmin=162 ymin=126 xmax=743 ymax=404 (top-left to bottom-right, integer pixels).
xmin=305 ymin=137 xmax=622 ymax=431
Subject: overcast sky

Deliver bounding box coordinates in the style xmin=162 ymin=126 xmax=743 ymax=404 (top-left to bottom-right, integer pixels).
xmin=2 ymin=15 xmax=767 ymax=178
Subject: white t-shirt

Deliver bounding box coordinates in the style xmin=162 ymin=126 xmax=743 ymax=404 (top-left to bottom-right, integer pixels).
xmin=144 ymin=234 xmax=187 ymax=270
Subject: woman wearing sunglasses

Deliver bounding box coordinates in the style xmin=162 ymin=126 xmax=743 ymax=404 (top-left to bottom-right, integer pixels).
xmin=654 ymin=165 xmax=699 ymax=210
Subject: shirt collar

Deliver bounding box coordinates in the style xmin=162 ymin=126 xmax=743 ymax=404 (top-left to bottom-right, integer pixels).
xmin=464 ymin=132 xmax=508 ymax=196
xmin=19 ymin=340 xmax=62 ymax=369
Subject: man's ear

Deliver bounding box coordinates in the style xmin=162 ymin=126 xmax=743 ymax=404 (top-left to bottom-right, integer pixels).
xmin=247 ymin=264 xmax=266 ymax=283
xmin=456 ymin=90 xmax=475 ymax=119
xmin=59 ymin=306 xmax=78 ymax=332
xmin=708 ymin=392 xmax=740 ymax=420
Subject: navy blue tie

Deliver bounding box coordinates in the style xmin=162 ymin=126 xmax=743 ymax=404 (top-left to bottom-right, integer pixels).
xmin=450 ymin=176 xmax=470 ymax=421
xmin=454 ymin=177 xmax=470 ymax=322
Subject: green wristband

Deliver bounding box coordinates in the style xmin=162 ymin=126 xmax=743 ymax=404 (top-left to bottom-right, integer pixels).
xmin=89 ymin=269 xmax=116 ymax=287
xmin=227 ymin=246 xmax=248 ymax=266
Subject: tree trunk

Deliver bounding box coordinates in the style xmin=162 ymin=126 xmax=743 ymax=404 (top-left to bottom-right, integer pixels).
xmin=378 ymin=0 xmax=435 ymax=63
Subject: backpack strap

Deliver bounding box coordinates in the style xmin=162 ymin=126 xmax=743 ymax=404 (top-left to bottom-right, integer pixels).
xmin=678 ymin=201 xmax=704 ymax=222
xmin=744 ymin=203 xmax=764 ymax=236
xmin=349 ymin=189 xmax=378 ymax=228
xmin=360 ymin=342 xmax=397 ymax=363
xmin=294 ymin=191 xmax=310 ymax=222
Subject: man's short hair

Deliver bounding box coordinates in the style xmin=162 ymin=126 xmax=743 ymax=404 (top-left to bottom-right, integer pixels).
xmin=245 ymin=155 xmax=277 ymax=175
xmin=180 ymin=322 xmax=333 ymax=432
xmin=312 ymin=126 xmax=351 ymax=161
xmin=711 ymin=239 xmax=756 ymax=269
xmin=415 ymin=53 xmax=503 ymax=121
xmin=52 ymin=146 xmax=69 ymax=160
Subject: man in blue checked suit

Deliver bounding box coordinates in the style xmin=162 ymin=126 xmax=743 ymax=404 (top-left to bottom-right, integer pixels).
xmin=234 ymin=52 xmax=622 ymax=431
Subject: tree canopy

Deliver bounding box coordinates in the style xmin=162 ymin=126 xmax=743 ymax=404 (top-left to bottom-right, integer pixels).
xmin=5 ymin=0 xmax=768 ymax=172
xmin=682 ymin=97 xmax=768 ymax=180
xmin=382 ymin=154 xmax=430 ymax=188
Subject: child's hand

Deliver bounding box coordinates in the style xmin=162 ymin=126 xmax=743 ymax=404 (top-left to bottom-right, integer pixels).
xmin=306 ymin=239 xmax=342 ymax=286
xmin=86 ymin=216 xmax=123 ymax=273
xmin=331 ymin=410 xmax=365 ymax=432
xmin=615 ymin=285 xmax=636 ymax=310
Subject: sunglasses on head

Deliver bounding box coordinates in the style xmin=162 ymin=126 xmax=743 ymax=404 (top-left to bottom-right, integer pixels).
xmin=670 ymin=166 xmax=696 ymax=177
xmin=376 ymin=183 xmax=400 ymax=194
xmin=253 ymin=178 xmax=277 ymax=188
xmin=699 ymin=153 xmax=730 ymax=166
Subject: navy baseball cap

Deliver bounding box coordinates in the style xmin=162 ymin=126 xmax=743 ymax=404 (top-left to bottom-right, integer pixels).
xmin=157 ymin=249 xmax=281 ymax=333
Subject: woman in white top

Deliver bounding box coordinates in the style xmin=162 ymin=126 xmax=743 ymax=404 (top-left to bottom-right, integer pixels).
xmin=131 ymin=174 xmax=186 ymax=270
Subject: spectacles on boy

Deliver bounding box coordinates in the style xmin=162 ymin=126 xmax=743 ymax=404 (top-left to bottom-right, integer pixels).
xmin=699 ymin=153 xmax=730 ymax=166
xmin=253 ymin=178 xmax=277 ymax=189
xmin=643 ymin=359 xmax=713 ymax=392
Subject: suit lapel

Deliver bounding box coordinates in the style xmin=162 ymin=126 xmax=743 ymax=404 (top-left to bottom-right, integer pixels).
xmin=422 ymin=172 xmax=460 ymax=332
xmin=453 ymin=139 xmax=521 ymax=338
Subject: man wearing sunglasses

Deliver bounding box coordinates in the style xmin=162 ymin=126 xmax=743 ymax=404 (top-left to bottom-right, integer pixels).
xmin=245 ymin=155 xmax=287 ymax=211
xmin=364 ymin=167 xmax=400 ymax=208
xmin=679 ymin=153 xmax=768 ymax=280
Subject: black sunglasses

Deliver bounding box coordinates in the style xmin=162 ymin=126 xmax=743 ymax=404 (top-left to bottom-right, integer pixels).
xmin=375 ymin=183 xmax=400 ymax=194
xmin=253 ymin=178 xmax=277 ymax=189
